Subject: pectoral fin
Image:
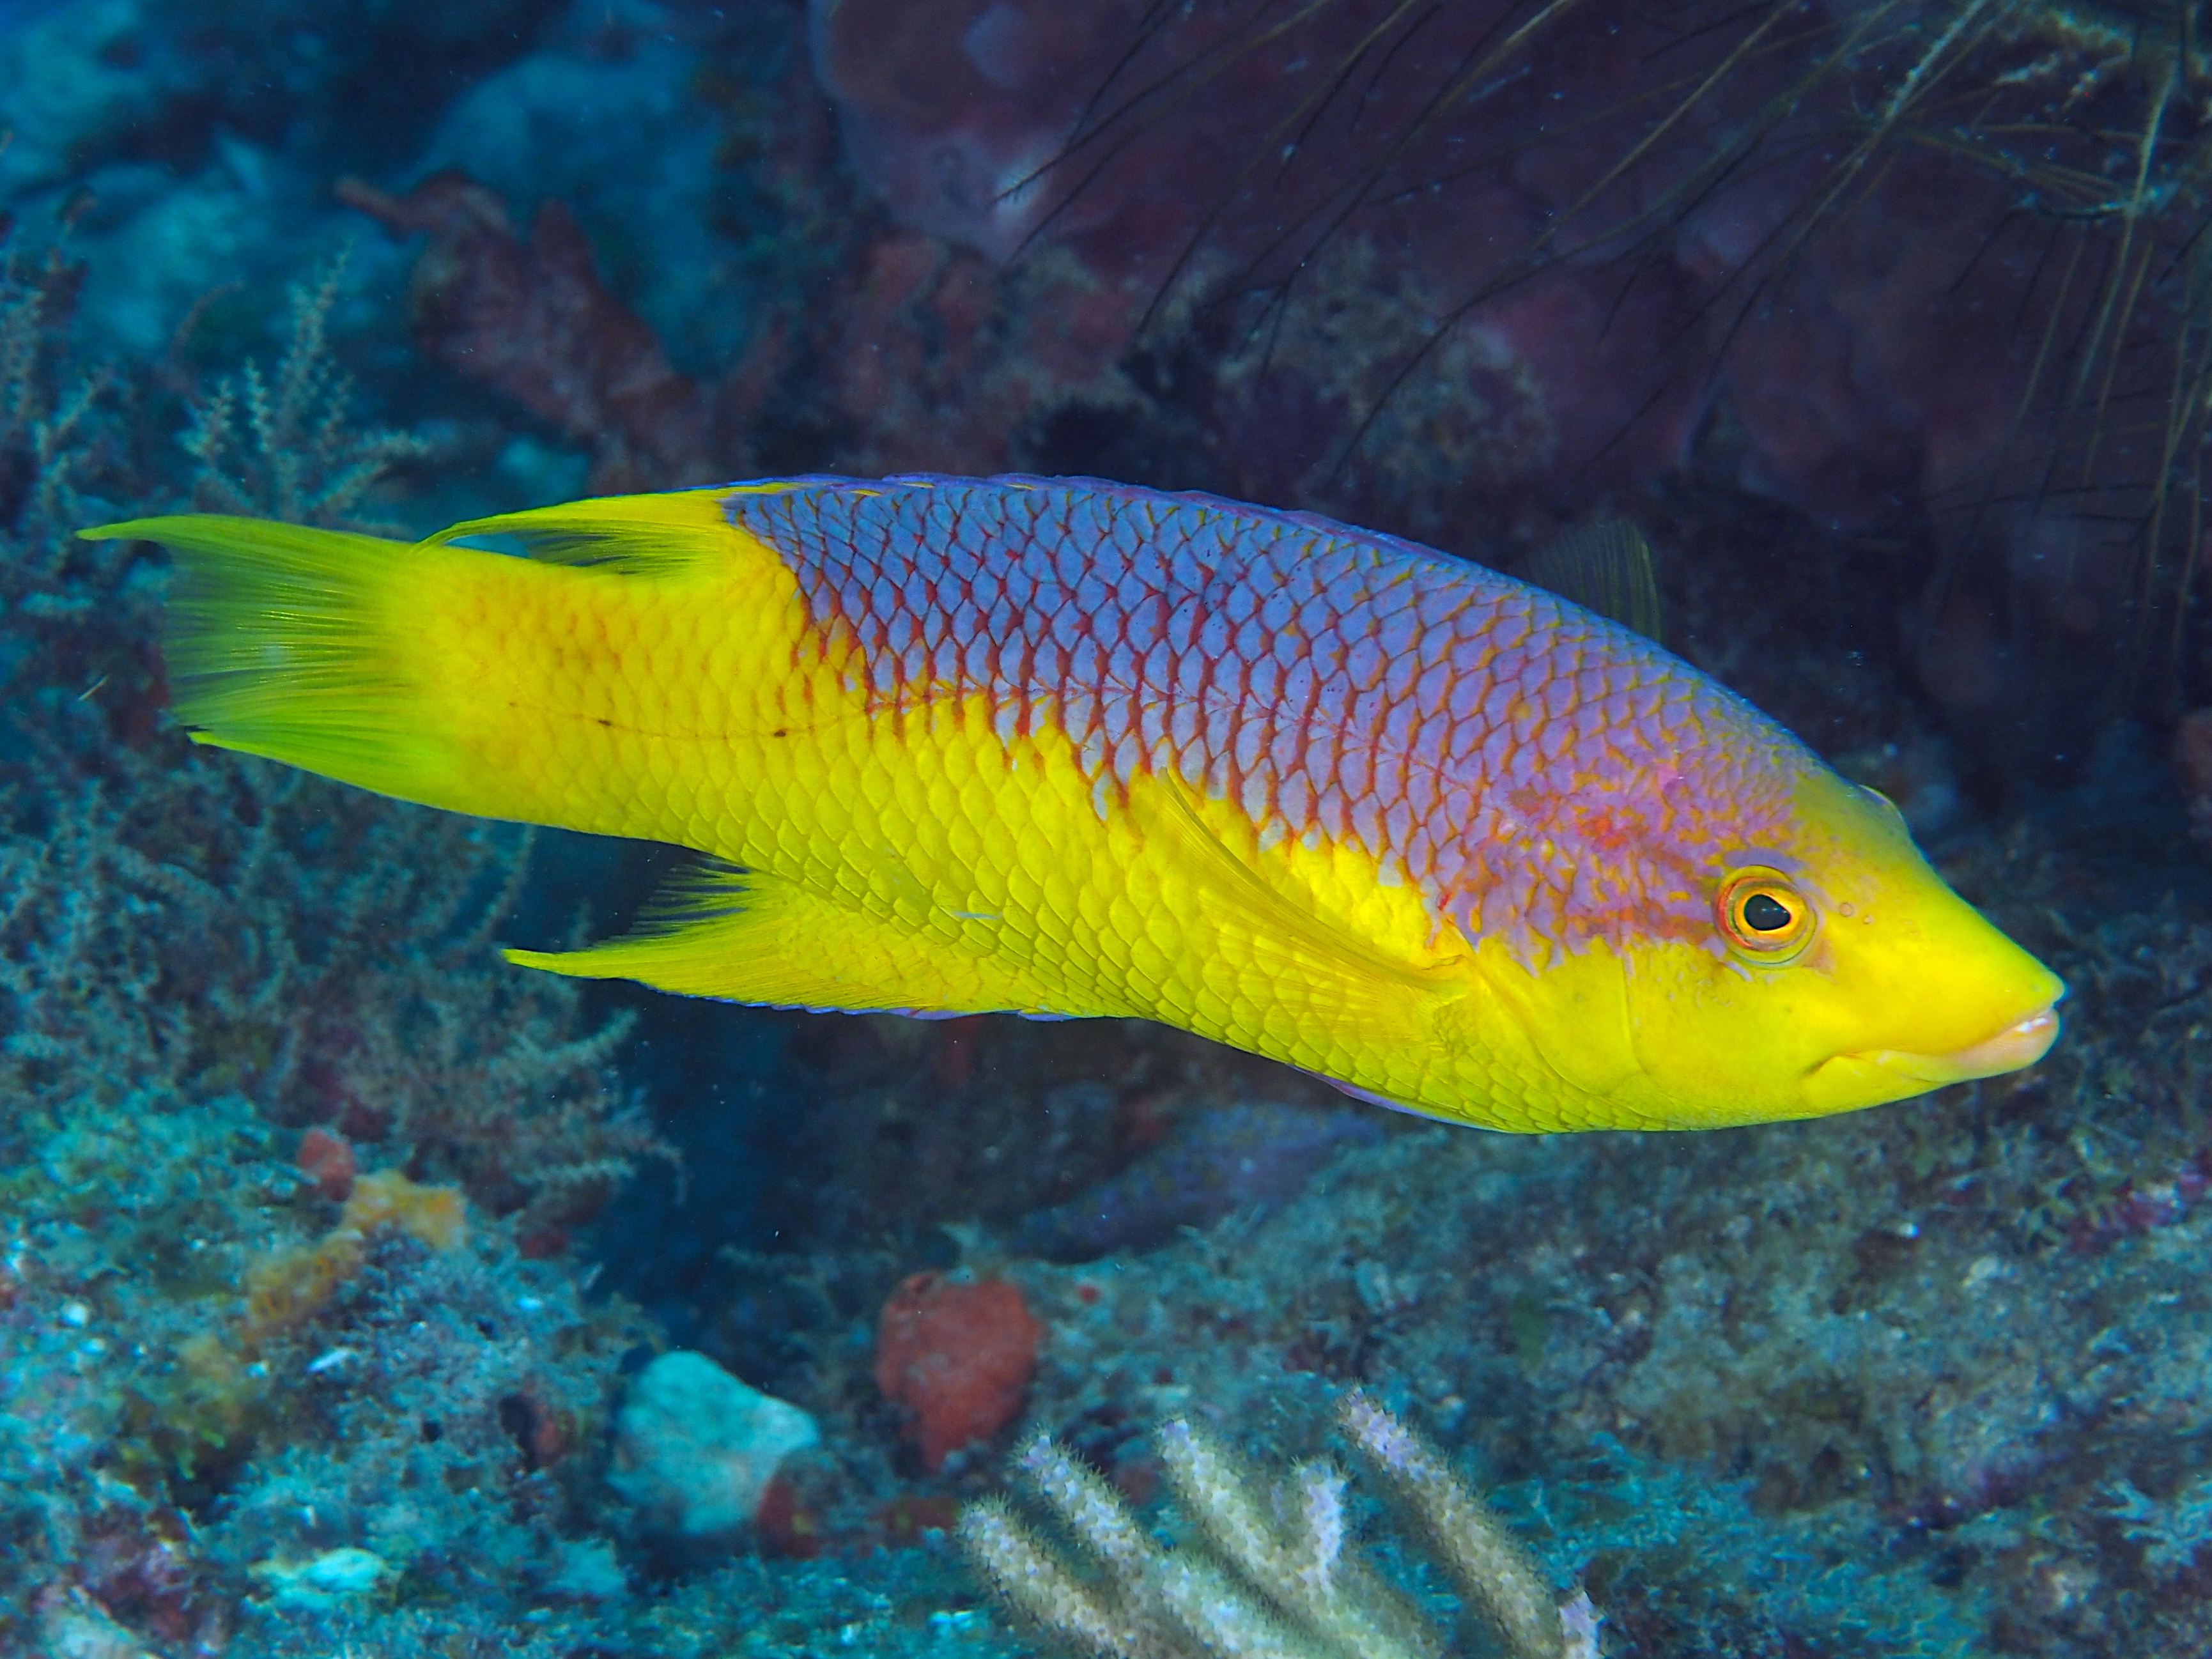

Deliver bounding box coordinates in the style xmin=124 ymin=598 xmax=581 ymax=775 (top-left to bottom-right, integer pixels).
xmin=1130 ymin=769 xmax=1457 ymax=1047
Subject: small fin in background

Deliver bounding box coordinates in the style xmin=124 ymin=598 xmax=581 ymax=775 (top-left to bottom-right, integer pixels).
xmin=1306 ymin=1070 xmax=1432 ymax=1118
xmin=504 ymin=857 xmax=1072 ymax=1016
xmin=432 ymin=487 xmax=739 ymax=574
xmin=1306 ymin=1069 xmax=1510 ymax=1131
xmin=1519 ymin=517 xmax=1664 ymax=644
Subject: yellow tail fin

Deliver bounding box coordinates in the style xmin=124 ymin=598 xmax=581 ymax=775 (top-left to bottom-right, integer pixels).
xmin=82 ymin=490 xmax=771 ymax=833
xmin=81 ymin=514 xmax=469 ymax=806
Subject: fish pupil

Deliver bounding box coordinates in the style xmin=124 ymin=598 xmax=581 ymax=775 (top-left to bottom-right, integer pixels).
xmin=1742 ymin=893 xmax=1793 ymax=932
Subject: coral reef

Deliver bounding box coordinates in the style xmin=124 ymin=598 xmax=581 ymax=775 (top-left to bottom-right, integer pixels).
xmin=878 ymin=1270 xmax=1044 ymax=1474
xmin=610 ymin=1349 xmax=819 ymax=1538
xmin=964 ymin=1392 xmax=1595 ymax=1659
xmin=0 ymin=190 xmax=675 ymax=1654
xmin=4 ymin=3 xmax=2212 ymax=1655
xmin=1014 ymin=1099 xmax=1381 ymax=1262
xmin=337 ymin=171 xmax=716 ymax=493
xmin=182 ymin=255 xmax=429 ymax=529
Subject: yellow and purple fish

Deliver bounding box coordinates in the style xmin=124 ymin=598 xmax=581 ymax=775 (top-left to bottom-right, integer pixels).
xmin=86 ymin=475 xmax=2061 ymax=1132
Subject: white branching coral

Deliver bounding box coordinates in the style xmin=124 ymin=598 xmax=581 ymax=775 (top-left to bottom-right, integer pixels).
xmin=959 ymin=1391 xmax=1600 ymax=1659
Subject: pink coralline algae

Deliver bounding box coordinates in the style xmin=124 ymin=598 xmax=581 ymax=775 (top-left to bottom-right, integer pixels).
xmin=337 ymin=172 xmax=715 ymax=493
xmin=808 ymin=0 xmax=1147 ymax=263
xmin=295 ymin=1126 xmax=355 ymax=1203
xmin=805 ymin=0 xmax=2201 ymax=692
xmin=2176 ymin=710 xmax=2212 ymax=844
xmin=875 ymin=1272 xmax=1042 ymax=1473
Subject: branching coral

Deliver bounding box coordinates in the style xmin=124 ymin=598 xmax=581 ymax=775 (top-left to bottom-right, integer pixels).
xmin=0 ymin=248 xmax=671 ymax=1638
xmin=0 ymin=222 xmax=145 ymax=693
xmin=0 ymin=760 xmax=667 ymax=1245
xmin=961 ymin=1391 xmax=1598 ymax=1659
xmin=183 ymin=252 xmax=428 ymax=530
xmin=0 ymin=236 xmax=109 ymax=550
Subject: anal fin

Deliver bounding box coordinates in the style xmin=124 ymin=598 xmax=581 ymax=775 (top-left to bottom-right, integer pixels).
xmin=506 ymin=861 xmax=1071 ymax=1017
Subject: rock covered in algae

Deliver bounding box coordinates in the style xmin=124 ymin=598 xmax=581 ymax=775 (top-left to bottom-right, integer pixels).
xmin=608 ymin=1350 xmax=819 ymax=1538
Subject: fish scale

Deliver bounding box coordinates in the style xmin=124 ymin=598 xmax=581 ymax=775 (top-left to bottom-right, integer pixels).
xmin=732 ymin=475 xmax=1794 ymax=964
xmin=88 ymin=474 xmax=2065 ymax=1132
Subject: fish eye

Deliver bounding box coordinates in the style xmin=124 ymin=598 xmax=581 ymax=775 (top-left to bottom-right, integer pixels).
xmin=1716 ymin=868 xmax=1815 ymax=961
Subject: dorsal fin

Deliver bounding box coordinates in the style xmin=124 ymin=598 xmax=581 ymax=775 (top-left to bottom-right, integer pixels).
xmin=431 ymin=487 xmax=744 ymax=574
xmin=1519 ymin=518 xmax=1664 ymax=643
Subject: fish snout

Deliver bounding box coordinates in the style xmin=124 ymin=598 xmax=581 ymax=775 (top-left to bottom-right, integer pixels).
xmin=1855 ymin=996 xmax=2064 ymax=1088
xmin=1940 ymin=1005 xmax=2062 ymax=1076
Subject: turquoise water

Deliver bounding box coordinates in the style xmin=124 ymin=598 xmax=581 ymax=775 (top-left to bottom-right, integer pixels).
xmin=3 ymin=2 xmax=2208 ymax=1653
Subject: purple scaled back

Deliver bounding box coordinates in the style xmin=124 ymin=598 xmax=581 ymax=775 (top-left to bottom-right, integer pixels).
xmin=723 ymin=474 xmax=1811 ymax=966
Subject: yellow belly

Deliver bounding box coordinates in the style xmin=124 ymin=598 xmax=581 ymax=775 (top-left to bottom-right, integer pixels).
xmin=91 ymin=492 xmax=1662 ymax=1131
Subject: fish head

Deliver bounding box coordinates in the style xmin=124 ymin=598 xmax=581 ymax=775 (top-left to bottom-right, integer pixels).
xmin=1613 ymin=767 xmax=2064 ymax=1127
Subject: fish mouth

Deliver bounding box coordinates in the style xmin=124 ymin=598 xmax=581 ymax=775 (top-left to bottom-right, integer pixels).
xmin=1855 ymin=1004 xmax=2062 ymax=1086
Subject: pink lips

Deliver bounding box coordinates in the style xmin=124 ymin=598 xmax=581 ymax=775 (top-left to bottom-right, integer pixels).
xmin=1868 ymin=1005 xmax=2062 ymax=1086
xmin=1944 ymin=1006 xmax=2062 ymax=1076
xmin=1893 ymin=1008 xmax=2061 ymax=1084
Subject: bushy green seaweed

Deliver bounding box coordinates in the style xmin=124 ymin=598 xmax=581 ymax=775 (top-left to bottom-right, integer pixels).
xmin=0 ymin=240 xmax=674 ymax=1654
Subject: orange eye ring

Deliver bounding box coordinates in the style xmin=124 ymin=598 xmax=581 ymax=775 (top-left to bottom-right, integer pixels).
xmin=1716 ymin=868 xmax=1815 ymax=960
